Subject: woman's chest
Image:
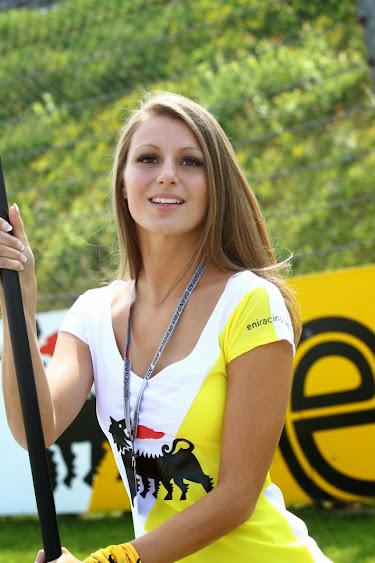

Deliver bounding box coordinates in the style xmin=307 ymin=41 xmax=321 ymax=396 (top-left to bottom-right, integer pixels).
xmin=131 ymin=307 xmax=208 ymax=377
xmin=112 ymin=284 xmax=226 ymax=378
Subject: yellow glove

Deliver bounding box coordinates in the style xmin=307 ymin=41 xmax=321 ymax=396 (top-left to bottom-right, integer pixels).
xmin=83 ymin=542 xmax=141 ymax=563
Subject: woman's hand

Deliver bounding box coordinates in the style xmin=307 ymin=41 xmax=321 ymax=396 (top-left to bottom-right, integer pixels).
xmin=0 ymin=202 xmax=36 ymax=301
xmin=0 ymin=203 xmax=33 ymax=271
xmin=35 ymin=547 xmax=83 ymax=563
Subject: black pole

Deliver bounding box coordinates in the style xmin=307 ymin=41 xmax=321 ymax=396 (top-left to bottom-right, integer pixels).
xmin=0 ymin=156 xmax=61 ymax=562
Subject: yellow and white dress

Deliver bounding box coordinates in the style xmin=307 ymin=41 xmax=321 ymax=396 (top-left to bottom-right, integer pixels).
xmin=60 ymin=271 xmax=331 ymax=562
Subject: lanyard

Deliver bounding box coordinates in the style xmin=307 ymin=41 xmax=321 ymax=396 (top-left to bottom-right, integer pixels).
xmin=123 ymin=259 xmax=206 ymax=462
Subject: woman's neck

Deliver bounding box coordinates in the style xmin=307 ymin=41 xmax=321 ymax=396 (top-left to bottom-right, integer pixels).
xmin=136 ymin=238 xmax=203 ymax=307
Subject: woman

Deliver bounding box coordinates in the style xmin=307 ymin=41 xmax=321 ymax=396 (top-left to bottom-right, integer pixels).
xmin=1 ymin=92 xmax=331 ymax=562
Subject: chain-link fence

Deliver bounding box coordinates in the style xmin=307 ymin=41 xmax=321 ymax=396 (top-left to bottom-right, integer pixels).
xmin=0 ymin=0 xmax=374 ymax=310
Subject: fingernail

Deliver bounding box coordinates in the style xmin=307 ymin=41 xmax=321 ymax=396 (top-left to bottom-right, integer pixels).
xmin=17 ymin=241 xmax=25 ymax=251
xmin=1 ymin=221 xmax=12 ymax=232
xmin=14 ymin=203 xmax=20 ymax=215
xmin=20 ymin=254 xmax=27 ymax=263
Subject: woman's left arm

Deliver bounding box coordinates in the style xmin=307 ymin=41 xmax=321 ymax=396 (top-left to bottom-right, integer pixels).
xmin=42 ymin=339 xmax=293 ymax=563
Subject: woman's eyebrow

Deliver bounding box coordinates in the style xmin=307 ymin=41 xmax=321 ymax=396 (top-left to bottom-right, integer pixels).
xmin=181 ymin=146 xmax=203 ymax=153
xmin=134 ymin=143 xmax=203 ymax=152
xmin=133 ymin=143 xmax=159 ymax=150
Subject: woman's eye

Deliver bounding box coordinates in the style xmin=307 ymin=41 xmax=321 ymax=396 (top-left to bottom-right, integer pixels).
xmin=182 ymin=156 xmax=203 ymax=167
xmin=137 ymin=154 xmax=158 ymax=164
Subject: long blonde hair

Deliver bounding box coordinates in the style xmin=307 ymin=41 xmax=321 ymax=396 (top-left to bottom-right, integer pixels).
xmin=112 ymin=91 xmax=301 ymax=344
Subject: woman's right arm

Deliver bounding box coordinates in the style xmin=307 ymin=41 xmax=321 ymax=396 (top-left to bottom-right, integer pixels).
xmin=0 ymin=204 xmax=93 ymax=449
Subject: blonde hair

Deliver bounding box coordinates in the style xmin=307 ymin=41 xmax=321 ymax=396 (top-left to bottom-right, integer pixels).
xmin=112 ymin=91 xmax=301 ymax=344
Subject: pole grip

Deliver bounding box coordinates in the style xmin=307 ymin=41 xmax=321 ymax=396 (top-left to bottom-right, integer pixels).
xmin=0 ymin=156 xmax=61 ymax=562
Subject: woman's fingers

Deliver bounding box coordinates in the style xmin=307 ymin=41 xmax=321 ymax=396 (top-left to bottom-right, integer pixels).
xmin=35 ymin=549 xmax=46 ymax=563
xmin=0 ymin=227 xmax=27 ymax=271
xmin=8 ymin=203 xmax=30 ymax=247
xmin=35 ymin=547 xmax=82 ymax=563
xmin=0 ymin=204 xmax=33 ymax=273
xmin=0 ymin=219 xmax=12 ymax=232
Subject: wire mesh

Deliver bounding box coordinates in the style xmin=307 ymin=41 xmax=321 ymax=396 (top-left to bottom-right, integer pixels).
xmin=0 ymin=0 xmax=373 ymax=310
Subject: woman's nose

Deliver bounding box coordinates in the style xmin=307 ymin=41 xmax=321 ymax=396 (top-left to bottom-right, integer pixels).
xmin=157 ymin=159 xmax=178 ymax=184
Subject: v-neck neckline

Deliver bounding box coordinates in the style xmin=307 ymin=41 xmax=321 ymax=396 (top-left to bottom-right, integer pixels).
xmin=109 ymin=272 xmax=242 ymax=381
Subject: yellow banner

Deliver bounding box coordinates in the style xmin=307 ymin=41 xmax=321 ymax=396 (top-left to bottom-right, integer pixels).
xmin=271 ymin=264 xmax=375 ymax=503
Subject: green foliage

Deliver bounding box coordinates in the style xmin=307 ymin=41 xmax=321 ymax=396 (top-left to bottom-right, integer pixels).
xmin=0 ymin=0 xmax=374 ymax=309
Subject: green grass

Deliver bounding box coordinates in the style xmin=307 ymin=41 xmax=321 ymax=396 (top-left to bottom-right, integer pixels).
xmin=0 ymin=511 xmax=135 ymax=562
xmin=293 ymin=506 xmax=375 ymax=563
xmin=0 ymin=506 xmax=375 ymax=562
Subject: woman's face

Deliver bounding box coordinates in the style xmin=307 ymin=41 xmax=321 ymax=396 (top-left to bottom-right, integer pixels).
xmin=123 ymin=115 xmax=208 ymax=245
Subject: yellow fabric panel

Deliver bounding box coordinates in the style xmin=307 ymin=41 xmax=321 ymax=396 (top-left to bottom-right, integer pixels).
xmin=144 ymin=355 xmax=226 ymax=531
xmin=220 ymin=287 xmax=281 ymax=365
